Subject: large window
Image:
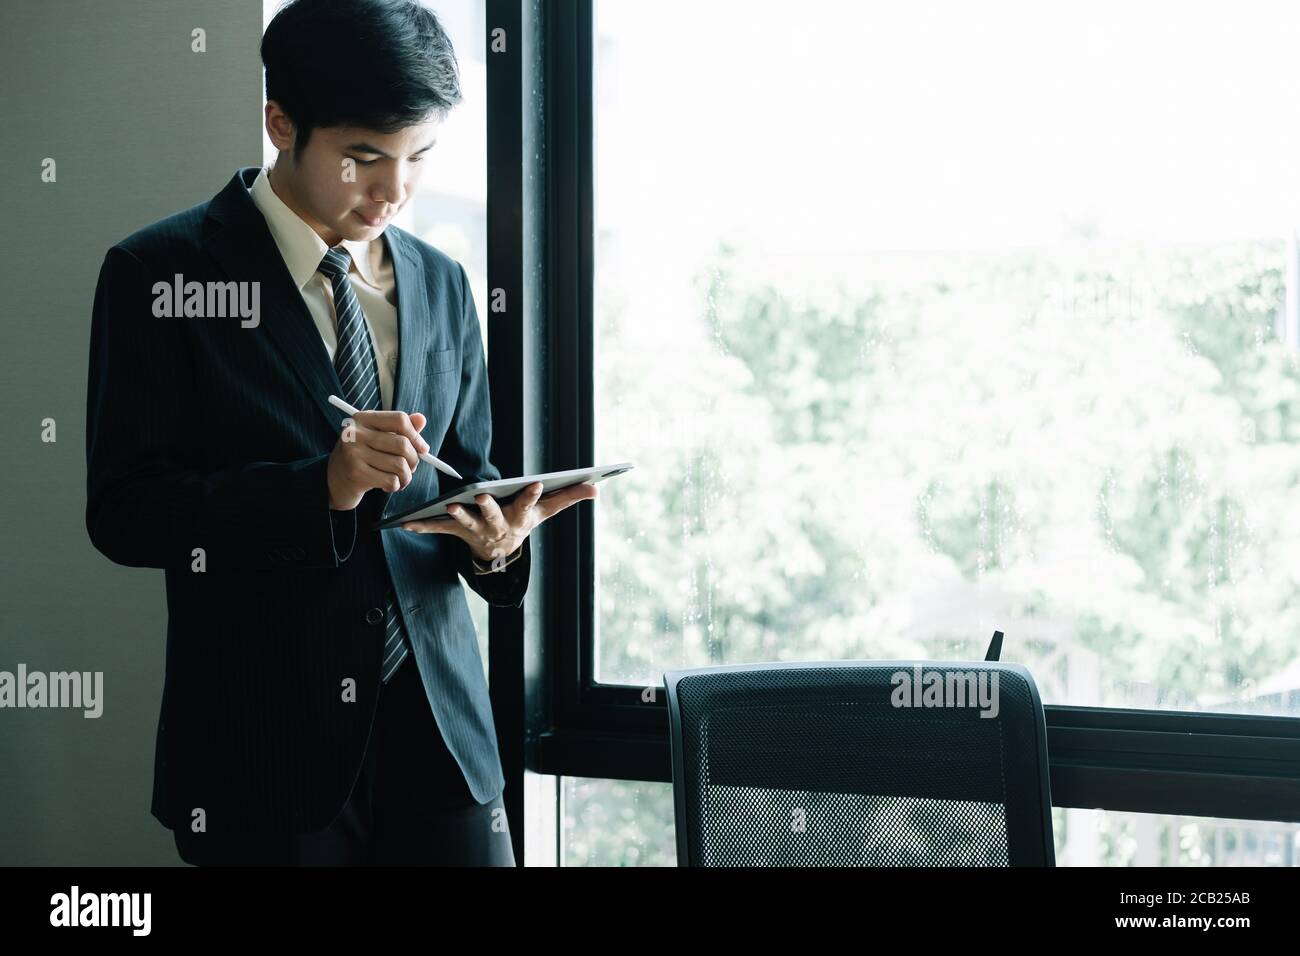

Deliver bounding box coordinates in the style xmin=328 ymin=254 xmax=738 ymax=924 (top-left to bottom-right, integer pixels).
xmin=572 ymin=0 xmax=1300 ymax=867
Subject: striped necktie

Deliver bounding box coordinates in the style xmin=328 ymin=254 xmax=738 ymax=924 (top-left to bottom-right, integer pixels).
xmin=317 ymin=245 xmax=412 ymax=684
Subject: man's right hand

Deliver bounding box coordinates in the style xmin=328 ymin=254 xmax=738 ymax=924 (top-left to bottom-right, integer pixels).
xmin=327 ymin=410 xmax=430 ymax=511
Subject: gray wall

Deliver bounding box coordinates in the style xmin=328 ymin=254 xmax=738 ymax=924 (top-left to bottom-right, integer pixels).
xmin=0 ymin=0 xmax=263 ymax=865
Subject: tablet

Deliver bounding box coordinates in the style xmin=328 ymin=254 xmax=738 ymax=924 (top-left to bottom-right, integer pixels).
xmin=373 ymin=462 xmax=634 ymax=530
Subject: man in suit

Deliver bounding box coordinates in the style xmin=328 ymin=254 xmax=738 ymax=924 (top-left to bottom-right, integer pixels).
xmin=84 ymin=0 xmax=594 ymax=865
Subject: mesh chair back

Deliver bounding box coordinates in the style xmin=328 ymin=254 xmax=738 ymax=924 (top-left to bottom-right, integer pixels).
xmin=664 ymin=660 xmax=1054 ymax=866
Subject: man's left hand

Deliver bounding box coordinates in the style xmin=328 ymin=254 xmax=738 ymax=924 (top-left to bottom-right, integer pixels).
xmin=399 ymin=481 xmax=598 ymax=563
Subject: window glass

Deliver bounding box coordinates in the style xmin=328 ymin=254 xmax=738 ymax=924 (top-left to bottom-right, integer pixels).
xmin=593 ymin=0 xmax=1300 ymax=718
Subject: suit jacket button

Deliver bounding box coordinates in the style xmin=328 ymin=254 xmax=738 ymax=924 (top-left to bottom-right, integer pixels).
xmin=365 ymin=607 xmax=384 ymax=625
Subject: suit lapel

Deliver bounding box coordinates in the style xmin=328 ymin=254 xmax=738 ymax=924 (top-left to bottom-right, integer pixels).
xmin=204 ymin=167 xmax=346 ymax=437
xmin=384 ymin=227 xmax=433 ymax=418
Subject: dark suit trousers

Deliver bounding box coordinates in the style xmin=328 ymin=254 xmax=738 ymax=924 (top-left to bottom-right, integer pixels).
xmin=172 ymin=653 xmax=516 ymax=866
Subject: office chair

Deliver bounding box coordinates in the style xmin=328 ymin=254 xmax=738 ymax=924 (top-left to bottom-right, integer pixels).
xmin=664 ymin=646 xmax=1055 ymax=866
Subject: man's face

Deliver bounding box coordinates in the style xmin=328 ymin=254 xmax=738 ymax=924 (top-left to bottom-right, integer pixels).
xmin=265 ymin=104 xmax=441 ymax=246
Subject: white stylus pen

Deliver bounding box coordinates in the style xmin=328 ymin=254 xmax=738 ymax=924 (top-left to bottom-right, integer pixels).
xmin=327 ymin=394 xmax=463 ymax=480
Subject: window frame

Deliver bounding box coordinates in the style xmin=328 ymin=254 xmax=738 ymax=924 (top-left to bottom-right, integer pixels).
xmin=489 ymin=0 xmax=1300 ymax=835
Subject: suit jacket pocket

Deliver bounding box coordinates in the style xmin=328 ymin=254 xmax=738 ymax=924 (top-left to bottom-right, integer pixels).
xmin=425 ymin=347 xmax=458 ymax=376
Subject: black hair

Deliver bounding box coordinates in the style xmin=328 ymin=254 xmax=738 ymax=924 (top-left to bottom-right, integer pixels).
xmin=261 ymin=0 xmax=463 ymax=163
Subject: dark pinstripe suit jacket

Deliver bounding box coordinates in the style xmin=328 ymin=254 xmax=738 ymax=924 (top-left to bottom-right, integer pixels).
xmin=85 ymin=166 xmax=529 ymax=835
